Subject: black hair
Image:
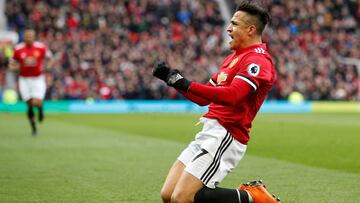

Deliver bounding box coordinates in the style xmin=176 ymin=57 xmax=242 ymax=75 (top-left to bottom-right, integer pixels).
xmin=236 ymin=0 xmax=271 ymax=34
xmin=23 ymin=25 xmax=36 ymax=35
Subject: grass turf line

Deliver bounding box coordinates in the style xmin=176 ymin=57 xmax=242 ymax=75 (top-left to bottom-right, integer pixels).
xmin=0 ymin=112 xmax=359 ymax=202
xmin=48 ymin=112 xmax=360 ymax=173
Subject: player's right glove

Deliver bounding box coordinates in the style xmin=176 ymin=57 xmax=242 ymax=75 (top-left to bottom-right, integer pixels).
xmin=152 ymin=61 xmax=170 ymax=82
xmin=152 ymin=61 xmax=192 ymax=92
xmin=166 ymin=69 xmax=192 ymax=92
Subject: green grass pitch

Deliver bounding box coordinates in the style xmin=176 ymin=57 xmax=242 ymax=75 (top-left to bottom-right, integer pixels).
xmin=0 ymin=112 xmax=359 ymax=202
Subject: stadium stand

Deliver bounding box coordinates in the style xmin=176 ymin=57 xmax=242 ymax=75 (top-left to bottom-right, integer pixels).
xmin=261 ymin=0 xmax=360 ymax=100
xmin=1 ymin=0 xmax=359 ymax=101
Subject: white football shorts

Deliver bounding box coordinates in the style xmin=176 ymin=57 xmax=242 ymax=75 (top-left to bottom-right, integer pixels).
xmin=178 ymin=117 xmax=247 ymax=188
xmin=18 ymin=75 xmax=46 ymax=101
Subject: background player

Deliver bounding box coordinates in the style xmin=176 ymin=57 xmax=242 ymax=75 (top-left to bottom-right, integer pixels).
xmin=153 ymin=1 xmax=280 ymax=203
xmin=9 ymin=28 xmax=55 ymax=136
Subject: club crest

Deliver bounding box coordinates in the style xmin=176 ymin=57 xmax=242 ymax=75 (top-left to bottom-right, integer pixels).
xmin=217 ymin=72 xmax=228 ymax=84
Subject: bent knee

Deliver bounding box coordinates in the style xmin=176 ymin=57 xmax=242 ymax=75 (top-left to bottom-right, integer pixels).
xmin=171 ymin=191 xmax=193 ymax=203
xmin=160 ymin=188 xmax=172 ymax=203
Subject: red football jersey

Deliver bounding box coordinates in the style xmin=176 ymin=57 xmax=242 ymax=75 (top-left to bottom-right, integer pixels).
xmin=188 ymin=43 xmax=275 ymax=144
xmin=12 ymin=41 xmax=47 ymax=77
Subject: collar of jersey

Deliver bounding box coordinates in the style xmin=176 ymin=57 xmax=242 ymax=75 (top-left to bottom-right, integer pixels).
xmin=234 ymin=43 xmax=266 ymax=54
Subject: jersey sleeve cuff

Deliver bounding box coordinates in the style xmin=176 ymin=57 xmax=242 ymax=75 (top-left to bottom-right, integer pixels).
xmin=209 ymin=78 xmax=216 ymax=86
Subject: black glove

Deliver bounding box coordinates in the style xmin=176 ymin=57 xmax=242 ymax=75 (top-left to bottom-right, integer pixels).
xmin=166 ymin=69 xmax=192 ymax=92
xmin=152 ymin=61 xmax=170 ymax=81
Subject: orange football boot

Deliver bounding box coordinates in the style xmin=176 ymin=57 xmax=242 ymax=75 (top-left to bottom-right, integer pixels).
xmin=239 ymin=180 xmax=281 ymax=203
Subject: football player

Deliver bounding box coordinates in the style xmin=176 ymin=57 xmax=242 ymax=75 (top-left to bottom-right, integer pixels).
xmin=9 ymin=28 xmax=55 ymax=136
xmin=153 ymin=1 xmax=280 ymax=203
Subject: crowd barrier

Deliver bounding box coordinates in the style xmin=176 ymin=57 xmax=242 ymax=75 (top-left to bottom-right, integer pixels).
xmin=1 ymin=100 xmax=359 ymax=113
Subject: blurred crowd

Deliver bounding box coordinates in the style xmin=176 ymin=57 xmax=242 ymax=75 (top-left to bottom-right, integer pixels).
xmin=1 ymin=0 xmax=359 ymax=101
xmin=262 ymin=0 xmax=360 ymax=100
xmin=3 ymin=0 xmax=225 ymax=100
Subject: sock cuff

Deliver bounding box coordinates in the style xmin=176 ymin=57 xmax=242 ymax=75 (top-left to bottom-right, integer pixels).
xmin=238 ymin=189 xmax=252 ymax=203
xmin=236 ymin=189 xmax=241 ymax=203
xmin=246 ymin=190 xmax=253 ymax=203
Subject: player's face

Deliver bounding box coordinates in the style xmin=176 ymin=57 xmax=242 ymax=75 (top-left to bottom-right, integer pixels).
xmin=227 ymin=11 xmax=252 ymax=50
xmin=24 ymin=30 xmax=35 ymax=45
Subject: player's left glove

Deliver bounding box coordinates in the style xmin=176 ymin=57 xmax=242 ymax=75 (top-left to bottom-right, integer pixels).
xmin=166 ymin=69 xmax=192 ymax=92
xmin=152 ymin=61 xmax=170 ymax=82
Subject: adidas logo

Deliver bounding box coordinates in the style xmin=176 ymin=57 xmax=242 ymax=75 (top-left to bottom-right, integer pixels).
xmin=254 ymin=48 xmax=265 ymax=54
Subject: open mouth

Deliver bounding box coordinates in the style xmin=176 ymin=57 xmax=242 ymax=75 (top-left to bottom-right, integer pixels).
xmin=228 ymin=35 xmax=234 ymax=44
xmin=228 ymin=34 xmax=234 ymax=43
